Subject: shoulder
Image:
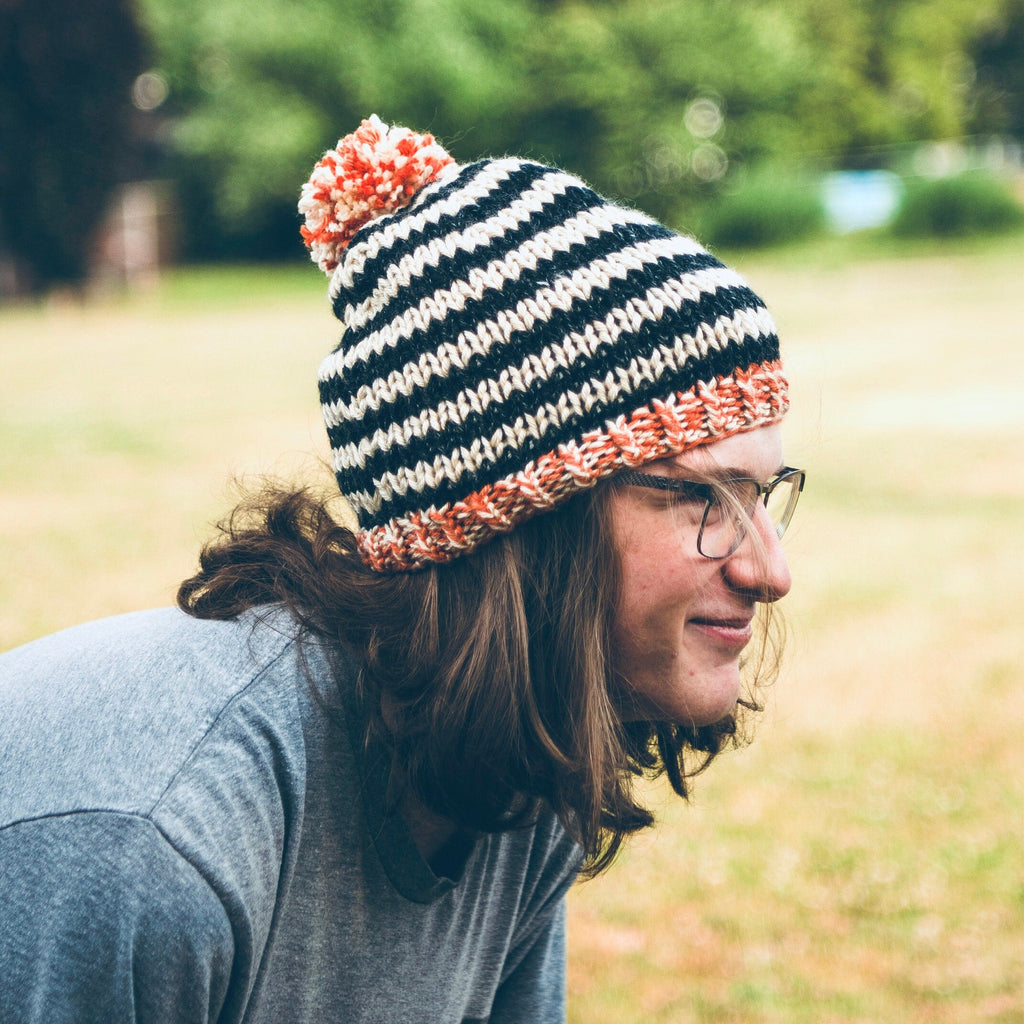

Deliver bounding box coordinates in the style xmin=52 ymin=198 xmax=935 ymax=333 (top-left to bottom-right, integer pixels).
xmin=480 ymin=804 xmax=582 ymax=922
xmin=0 ymin=604 xmax=297 ymax=696
xmin=0 ymin=606 xmax=353 ymax=1016
xmin=0 ymin=809 xmax=235 ymax=1022
xmin=0 ymin=606 xmax=318 ymax=828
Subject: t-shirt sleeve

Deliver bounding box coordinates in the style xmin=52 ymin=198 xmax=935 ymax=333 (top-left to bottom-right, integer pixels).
xmin=487 ymin=896 xmax=568 ymax=1024
xmin=0 ymin=812 xmax=236 ymax=1024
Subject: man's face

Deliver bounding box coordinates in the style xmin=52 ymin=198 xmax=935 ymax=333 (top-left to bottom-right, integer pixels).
xmin=608 ymin=424 xmax=793 ymax=726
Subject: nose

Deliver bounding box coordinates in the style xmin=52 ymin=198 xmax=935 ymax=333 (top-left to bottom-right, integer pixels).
xmin=722 ymin=502 xmax=792 ymax=601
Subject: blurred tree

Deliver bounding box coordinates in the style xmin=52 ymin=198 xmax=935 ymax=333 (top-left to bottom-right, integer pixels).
xmin=780 ymin=0 xmax=1006 ymax=159
xmin=137 ymin=0 xmax=1019 ymax=259
xmin=0 ymin=0 xmax=148 ymax=294
xmin=522 ymin=1 xmax=827 ymax=226
xmin=139 ymin=0 xmax=832 ymax=252
xmin=968 ymin=0 xmax=1024 ymax=137
xmin=140 ymin=0 xmax=537 ymax=258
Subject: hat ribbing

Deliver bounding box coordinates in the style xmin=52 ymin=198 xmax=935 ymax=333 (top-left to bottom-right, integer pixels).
xmin=301 ymin=117 xmax=788 ymax=572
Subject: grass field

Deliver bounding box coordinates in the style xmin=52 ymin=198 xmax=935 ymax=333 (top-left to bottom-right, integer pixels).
xmin=2 ymin=237 xmax=1023 ymax=1021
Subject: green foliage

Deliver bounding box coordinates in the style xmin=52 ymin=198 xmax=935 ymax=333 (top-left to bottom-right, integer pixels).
xmin=698 ymin=170 xmax=826 ymax=249
xmin=139 ymin=0 xmax=538 ymax=257
xmin=780 ymin=0 xmax=1005 ymax=156
xmin=968 ymin=0 xmax=1024 ymax=138
xmin=891 ymin=171 xmax=1024 ymax=237
xmin=132 ymin=0 xmax=1018 ymax=259
xmin=2 ymin=0 xmax=1020 ymax=275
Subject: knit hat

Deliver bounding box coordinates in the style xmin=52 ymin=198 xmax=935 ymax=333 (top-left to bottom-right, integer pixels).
xmin=300 ymin=115 xmax=788 ymax=572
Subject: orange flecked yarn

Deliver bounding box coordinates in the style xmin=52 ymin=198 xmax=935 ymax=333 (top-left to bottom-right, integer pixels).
xmin=357 ymin=362 xmax=788 ymax=572
xmin=299 ymin=115 xmax=455 ymax=274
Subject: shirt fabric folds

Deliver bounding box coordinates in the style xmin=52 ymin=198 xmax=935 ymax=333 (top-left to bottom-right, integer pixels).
xmin=0 ymin=606 xmax=580 ymax=1023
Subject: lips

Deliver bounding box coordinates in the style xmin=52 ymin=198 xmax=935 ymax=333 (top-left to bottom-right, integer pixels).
xmin=688 ymin=615 xmax=754 ymax=648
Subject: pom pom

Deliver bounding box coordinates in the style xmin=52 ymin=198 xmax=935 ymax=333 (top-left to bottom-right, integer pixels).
xmin=299 ymin=115 xmax=456 ymax=275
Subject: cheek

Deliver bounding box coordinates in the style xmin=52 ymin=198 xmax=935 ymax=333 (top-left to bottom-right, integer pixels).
xmin=611 ymin=508 xmax=706 ymax=640
xmin=616 ymin=561 xmax=697 ymax=644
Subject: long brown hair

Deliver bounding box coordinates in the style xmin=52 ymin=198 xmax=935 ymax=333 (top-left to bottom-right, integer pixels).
xmin=178 ymin=482 xmax=768 ymax=875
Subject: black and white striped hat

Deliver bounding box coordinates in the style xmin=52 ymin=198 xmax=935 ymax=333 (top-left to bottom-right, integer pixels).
xmin=300 ymin=116 xmax=788 ymax=571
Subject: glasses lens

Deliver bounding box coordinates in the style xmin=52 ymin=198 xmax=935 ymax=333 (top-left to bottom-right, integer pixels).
xmin=698 ymin=480 xmax=759 ymax=558
xmin=764 ymin=472 xmax=803 ymax=539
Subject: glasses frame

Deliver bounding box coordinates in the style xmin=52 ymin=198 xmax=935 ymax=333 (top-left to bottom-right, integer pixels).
xmin=615 ymin=466 xmax=806 ymax=559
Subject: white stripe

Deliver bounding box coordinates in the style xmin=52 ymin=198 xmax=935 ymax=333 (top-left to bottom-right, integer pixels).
xmin=329 ymin=159 xmax=523 ymax=302
xmin=328 ymin=263 xmax=751 ymax=471
xmin=337 ymin=170 xmax=629 ymax=332
xmin=341 ymin=305 xmax=776 ymax=517
xmin=318 ymin=224 xmax=704 ymax=389
xmin=320 ymin=243 xmax=733 ymax=427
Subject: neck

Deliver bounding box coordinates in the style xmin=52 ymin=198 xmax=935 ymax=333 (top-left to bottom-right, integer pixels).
xmin=399 ymin=790 xmax=474 ymax=878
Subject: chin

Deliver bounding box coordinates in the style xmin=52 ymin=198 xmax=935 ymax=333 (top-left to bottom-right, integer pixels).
xmin=616 ymin=662 xmax=743 ymax=726
xmin=661 ymin=664 xmax=744 ymax=727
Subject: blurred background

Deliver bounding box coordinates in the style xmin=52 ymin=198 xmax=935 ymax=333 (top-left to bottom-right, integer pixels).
xmin=2 ymin=0 xmax=1024 ymax=293
xmin=2 ymin=2 xmax=1023 ymax=1021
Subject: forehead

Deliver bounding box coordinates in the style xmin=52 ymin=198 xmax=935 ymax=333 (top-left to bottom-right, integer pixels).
xmin=659 ymin=424 xmax=784 ymax=480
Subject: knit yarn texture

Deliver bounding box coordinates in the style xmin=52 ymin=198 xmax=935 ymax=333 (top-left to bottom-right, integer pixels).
xmin=312 ymin=150 xmax=788 ymax=571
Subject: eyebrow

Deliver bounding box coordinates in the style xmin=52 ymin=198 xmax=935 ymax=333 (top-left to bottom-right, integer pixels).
xmin=661 ymin=462 xmax=787 ymax=483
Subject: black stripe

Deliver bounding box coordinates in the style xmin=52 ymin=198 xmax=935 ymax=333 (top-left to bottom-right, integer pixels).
xmin=339 ymin=328 xmax=778 ymax=524
xmin=336 ymin=309 xmax=774 ymax=505
xmin=352 ymin=329 xmax=774 ymax=528
xmin=333 ymin=160 xmax=583 ymax=320
xmin=333 ymin=179 xmax=619 ymax=337
xmin=321 ymin=256 xmax=745 ymax=452
xmin=340 ymin=160 xmax=552 ymax=292
xmin=320 ymin=223 xmax=707 ymax=412
xmin=340 ymin=183 xmax=603 ymax=336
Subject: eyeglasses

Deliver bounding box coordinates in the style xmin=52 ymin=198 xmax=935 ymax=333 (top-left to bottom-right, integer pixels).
xmin=614 ymin=466 xmax=806 ymax=559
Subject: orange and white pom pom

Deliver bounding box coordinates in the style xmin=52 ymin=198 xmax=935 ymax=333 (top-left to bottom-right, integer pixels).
xmin=299 ymin=115 xmax=456 ymax=275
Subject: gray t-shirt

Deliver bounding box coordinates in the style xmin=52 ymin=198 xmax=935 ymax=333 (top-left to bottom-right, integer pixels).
xmin=0 ymin=607 xmax=581 ymax=1023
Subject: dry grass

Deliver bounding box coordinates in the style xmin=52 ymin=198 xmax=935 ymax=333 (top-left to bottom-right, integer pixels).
xmin=0 ymin=274 xmax=332 ymax=647
xmin=2 ymin=241 xmax=1023 ymax=1021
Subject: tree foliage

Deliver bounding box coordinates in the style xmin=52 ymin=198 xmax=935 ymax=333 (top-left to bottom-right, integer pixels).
xmin=968 ymin=0 xmax=1024 ymax=138
xmin=132 ymin=0 xmax=1022 ymax=258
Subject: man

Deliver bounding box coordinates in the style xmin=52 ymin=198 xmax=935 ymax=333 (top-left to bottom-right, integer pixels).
xmin=0 ymin=116 xmax=804 ymax=1023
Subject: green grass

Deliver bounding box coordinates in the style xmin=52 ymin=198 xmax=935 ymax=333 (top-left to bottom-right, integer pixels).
xmin=155 ymin=261 xmax=326 ymax=307
xmin=711 ymin=219 xmax=1024 ymax=269
xmin=3 ymin=245 xmax=1024 ymax=1022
